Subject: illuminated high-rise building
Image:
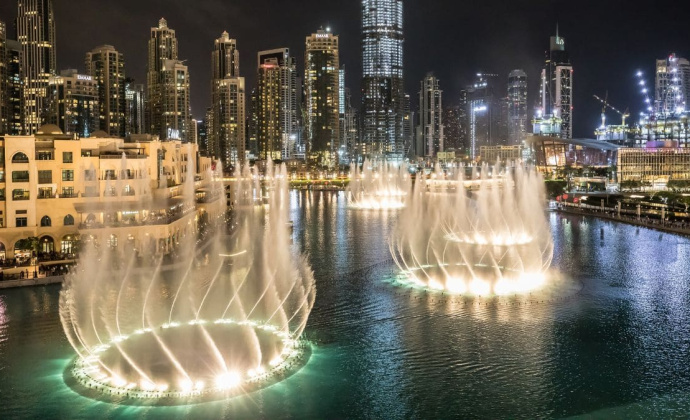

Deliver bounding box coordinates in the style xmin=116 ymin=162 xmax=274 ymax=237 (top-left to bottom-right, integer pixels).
xmin=255 ymin=48 xmax=298 ymax=161
xmin=655 ymin=54 xmax=690 ymax=116
xmin=46 ymin=69 xmax=99 ymax=137
xmin=507 ymin=69 xmax=528 ymax=144
xmin=4 ymin=37 xmax=22 ymax=135
xmin=86 ymin=45 xmax=126 ymax=137
xmin=0 ymin=21 xmax=8 ymax=134
xmin=417 ymin=74 xmax=444 ymax=157
xmin=305 ymin=28 xmax=340 ymax=166
xmin=146 ymin=18 xmax=191 ymax=141
xmin=361 ymin=0 xmax=404 ymax=158
xmin=125 ymin=81 xmax=145 ymax=136
xmin=17 ymin=0 xmax=57 ymax=135
xmin=539 ymin=27 xmax=573 ymax=139
xmin=210 ymin=31 xmax=245 ymax=169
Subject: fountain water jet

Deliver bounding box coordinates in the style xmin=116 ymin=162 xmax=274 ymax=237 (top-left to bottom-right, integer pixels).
xmin=390 ymin=163 xmax=555 ymax=296
xmin=347 ymin=159 xmax=411 ymax=210
xmin=60 ymin=158 xmax=315 ymax=402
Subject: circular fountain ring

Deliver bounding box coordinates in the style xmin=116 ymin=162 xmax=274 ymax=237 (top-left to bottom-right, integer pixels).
xmin=69 ymin=319 xmax=311 ymax=404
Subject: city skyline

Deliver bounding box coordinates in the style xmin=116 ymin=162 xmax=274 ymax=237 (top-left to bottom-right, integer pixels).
xmin=1 ymin=1 xmax=690 ymax=138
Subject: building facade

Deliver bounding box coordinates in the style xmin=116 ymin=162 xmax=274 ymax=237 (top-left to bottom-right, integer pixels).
xmin=17 ymin=0 xmax=57 ymax=135
xmin=256 ymin=48 xmax=298 ymax=161
xmin=304 ymin=28 xmax=340 ymax=166
xmin=0 ymin=124 xmax=217 ymax=260
xmin=361 ymin=0 xmax=404 ymax=158
xmin=146 ymin=18 xmax=191 ymax=142
xmin=539 ymin=29 xmax=573 ymax=139
xmin=466 ymin=73 xmax=506 ymax=160
xmin=0 ymin=21 xmax=7 ymax=135
xmin=125 ymin=81 xmax=145 ymax=136
xmin=655 ymin=54 xmax=690 ymax=116
xmin=46 ymin=70 xmax=99 ymax=137
xmin=507 ymin=69 xmax=528 ymax=145
xmin=417 ymin=74 xmax=443 ymax=157
xmin=618 ymin=145 xmax=690 ymax=187
xmin=85 ymin=45 xmax=126 ymax=138
xmin=210 ymin=32 xmax=245 ymax=170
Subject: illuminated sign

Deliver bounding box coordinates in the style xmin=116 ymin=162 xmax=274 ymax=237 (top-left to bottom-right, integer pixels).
xmin=77 ymin=75 xmax=92 ymax=81
xmin=315 ymin=34 xmax=330 ymax=39
xmin=167 ymin=128 xmax=181 ymax=140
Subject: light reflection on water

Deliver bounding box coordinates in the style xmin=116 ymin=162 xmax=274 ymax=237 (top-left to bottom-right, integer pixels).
xmin=2 ymin=191 xmax=690 ymax=419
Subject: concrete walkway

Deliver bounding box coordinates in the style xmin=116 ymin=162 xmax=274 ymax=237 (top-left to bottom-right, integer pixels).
xmin=554 ymin=208 xmax=690 ymax=238
xmin=0 ymin=275 xmax=64 ymax=289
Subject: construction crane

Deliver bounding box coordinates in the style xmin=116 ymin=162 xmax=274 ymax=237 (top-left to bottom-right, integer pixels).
xmin=593 ymin=93 xmax=630 ymax=126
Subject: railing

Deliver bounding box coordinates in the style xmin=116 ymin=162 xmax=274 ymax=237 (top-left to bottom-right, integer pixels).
xmin=78 ymin=211 xmax=191 ymax=230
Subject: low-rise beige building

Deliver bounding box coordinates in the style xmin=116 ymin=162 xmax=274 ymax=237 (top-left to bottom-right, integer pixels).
xmin=1 ymin=125 xmax=218 ymax=260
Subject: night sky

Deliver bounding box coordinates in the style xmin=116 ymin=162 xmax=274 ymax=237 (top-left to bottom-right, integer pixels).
xmin=1 ymin=0 xmax=689 ymax=138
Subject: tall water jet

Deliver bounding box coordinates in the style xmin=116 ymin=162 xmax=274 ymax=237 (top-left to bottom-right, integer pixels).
xmin=347 ymin=159 xmax=411 ymax=210
xmin=60 ymin=159 xmax=315 ymax=402
xmin=390 ymin=163 xmax=555 ymax=296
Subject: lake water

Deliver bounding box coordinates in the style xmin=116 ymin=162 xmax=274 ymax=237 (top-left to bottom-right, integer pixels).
xmin=2 ymin=190 xmax=690 ymax=419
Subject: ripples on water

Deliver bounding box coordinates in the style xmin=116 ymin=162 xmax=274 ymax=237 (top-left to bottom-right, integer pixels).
xmin=2 ymin=190 xmax=690 ymax=419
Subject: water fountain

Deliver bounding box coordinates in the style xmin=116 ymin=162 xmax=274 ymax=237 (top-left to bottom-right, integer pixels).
xmin=390 ymin=163 xmax=555 ymax=296
xmin=347 ymin=159 xmax=411 ymax=210
xmin=60 ymin=158 xmax=315 ymax=402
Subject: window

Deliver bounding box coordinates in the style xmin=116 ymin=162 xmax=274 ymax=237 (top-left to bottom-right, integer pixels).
xmin=105 ymin=186 xmax=117 ymax=196
xmin=84 ymin=169 xmax=96 ymax=181
xmin=38 ymin=187 xmax=53 ymax=199
xmin=38 ymin=170 xmax=52 ymax=184
xmin=36 ymin=151 xmax=53 ymax=160
xmin=64 ymin=214 xmax=75 ymax=226
xmin=81 ymin=150 xmax=93 ymax=157
xmin=61 ymin=187 xmax=75 ymax=198
xmin=61 ymin=236 xmax=76 ymax=254
xmin=0 ymin=189 xmax=4 ymax=200
xmin=0 ymin=171 xmax=5 ymax=182
xmin=62 ymin=170 xmax=74 ymax=181
xmin=120 ymin=169 xmax=133 ymax=179
xmin=123 ymin=185 xmax=135 ymax=196
xmin=104 ymin=170 xmax=116 ymax=180
xmin=63 ymin=152 xmax=73 ymax=163
xmin=11 ymin=152 xmax=29 ymax=163
xmin=40 ymin=216 xmax=51 ymax=227
xmin=12 ymin=171 xmax=29 ymax=182
xmin=12 ymin=189 xmax=29 ymax=200
xmin=16 ymin=217 xmax=27 ymax=227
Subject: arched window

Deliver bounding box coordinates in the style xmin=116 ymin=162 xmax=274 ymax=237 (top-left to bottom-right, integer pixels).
xmin=123 ymin=185 xmax=135 ymax=196
xmin=64 ymin=214 xmax=75 ymax=226
xmin=40 ymin=215 xmax=52 ymax=227
xmin=11 ymin=152 xmax=29 ymax=163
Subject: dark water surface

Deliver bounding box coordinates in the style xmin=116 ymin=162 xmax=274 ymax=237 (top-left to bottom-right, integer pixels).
xmin=2 ymin=190 xmax=690 ymax=419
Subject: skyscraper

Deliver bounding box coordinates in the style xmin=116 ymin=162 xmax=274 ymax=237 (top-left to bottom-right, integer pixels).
xmin=5 ymin=37 xmax=22 ymax=135
xmin=442 ymin=106 xmax=462 ymax=153
xmin=46 ymin=69 xmax=99 ymax=137
xmin=17 ymin=0 xmax=57 ymax=135
xmin=467 ymin=73 xmax=503 ymax=159
xmin=305 ymin=28 xmax=340 ymax=166
xmin=417 ymin=74 xmax=444 ymax=157
xmin=256 ymin=48 xmax=298 ymax=161
xmin=539 ymin=28 xmax=573 ymax=139
xmin=361 ymin=0 xmax=404 ymax=158
xmin=507 ymin=69 xmax=528 ymax=144
xmin=655 ymin=54 xmax=690 ymax=116
xmin=210 ymin=32 xmax=245 ymax=169
xmin=147 ymin=18 xmax=191 ymax=142
xmin=0 ymin=21 xmax=8 ymax=134
xmin=125 ymin=81 xmax=145 ymax=136
xmin=85 ymin=45 xmax=126 ymax=137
